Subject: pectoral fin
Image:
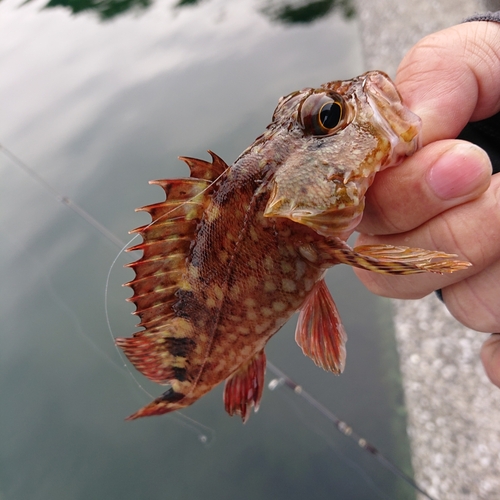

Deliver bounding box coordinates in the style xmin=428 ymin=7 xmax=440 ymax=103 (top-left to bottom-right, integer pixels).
xmin=318 ymin=239 xmax=471 ymax=275
xmin=223 ymin=349 xmax=266 ymax=423
xmin=296 ymin=279 xmax=347 ymax=374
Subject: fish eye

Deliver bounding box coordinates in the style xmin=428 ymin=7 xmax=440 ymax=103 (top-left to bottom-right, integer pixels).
xmin=319 ymin=101 xmax=342 ymax=129
xmin=299 ymin=93 xmax=346 ymax=136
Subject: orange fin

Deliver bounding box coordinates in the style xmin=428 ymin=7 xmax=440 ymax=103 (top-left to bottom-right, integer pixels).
xmin=115 ymin=317 xmax=195 ymax=384
xmin=124 ymin=153 xmax=229 ymax=331
xmin=295 ymin=279 xmax=347 ymax=374
xmin=118 ymin=152 xmax=232 ymax=421
xmin=178 ymin=150 xmax=229 ymax=181
xmin=223 ymin=349 xmax=266 ymax=423
xmin=318 ymin=239 xmax=471 ymax=275
xmin=124 ymin=387 xmax=188 ymax=421
xmin=125 ymin=177 xmax=212 ymax=330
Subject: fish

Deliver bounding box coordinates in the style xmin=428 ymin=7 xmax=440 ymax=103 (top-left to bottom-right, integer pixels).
xmin=116 ymin=71 xmax=471 ymax=422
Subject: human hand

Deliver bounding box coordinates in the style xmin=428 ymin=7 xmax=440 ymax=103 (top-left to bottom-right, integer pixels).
xmin=353 ymin=21 xmax=500 ymax=385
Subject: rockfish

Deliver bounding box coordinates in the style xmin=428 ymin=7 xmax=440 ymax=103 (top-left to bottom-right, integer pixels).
xmin=116 ymin=71 xmax=470 ymax=422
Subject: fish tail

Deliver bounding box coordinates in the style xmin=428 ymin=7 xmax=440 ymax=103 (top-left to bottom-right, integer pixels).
xmin=125 ymin=387 xmax=192 ymax=420
xmin=116 ymin=317 xmax=203 ymax=419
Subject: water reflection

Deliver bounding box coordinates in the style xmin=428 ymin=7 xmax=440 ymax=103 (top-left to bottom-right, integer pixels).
xmin=19 ymin=0 xmax=354 ymax=22
xmin=41 ymin=0 xmax=152 ymax=20
xmin=263 ymin=0 xmax=355 ymax=25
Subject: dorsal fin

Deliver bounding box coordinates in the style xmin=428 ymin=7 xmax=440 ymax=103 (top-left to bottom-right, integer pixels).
xmin=123 ymin=177 xmax=211 ymax=332
xmin=117 ymin=152 xmax=231 ymax=390
xmin=178 ymin=150 xmax=229 ymax=181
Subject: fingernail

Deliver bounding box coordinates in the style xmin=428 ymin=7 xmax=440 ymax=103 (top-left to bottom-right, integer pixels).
xmin=427 ymin=143 xmax=491 ymax=200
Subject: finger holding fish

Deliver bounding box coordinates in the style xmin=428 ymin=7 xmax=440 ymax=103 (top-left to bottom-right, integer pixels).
xmin=353 ymin=138 xmax=495 ymax=299
xmin=481 ymin=333 xmax=500 ymax=388
xmin=446 ymin=256 xmax=500 ymax=333
xmin=356 ymin=139 xmax=492 ymax=236
xmin=394 ymin=22 xmax=500 ymax=145
xmin=354 ymin=173 xmax=500 ymax=301
xmin=354 ymin=21 xmax=500 ymax=336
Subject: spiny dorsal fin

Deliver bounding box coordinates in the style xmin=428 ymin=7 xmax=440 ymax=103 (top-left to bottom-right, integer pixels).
xmin=179 ymin=150 xmax=229 ymax=181
xmin=123 ymin=177 xmax=211 ymax=331
xmin=117 ymin=152 xmax=231 ymax=391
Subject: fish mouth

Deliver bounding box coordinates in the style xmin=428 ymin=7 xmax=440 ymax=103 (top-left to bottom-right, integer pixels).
xmin=362 ymin=71 xmax=422 ymax=166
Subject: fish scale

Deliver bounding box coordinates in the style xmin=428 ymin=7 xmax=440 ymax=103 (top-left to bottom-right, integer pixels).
xmin=116 ymin=71 xmax=470 ymax=422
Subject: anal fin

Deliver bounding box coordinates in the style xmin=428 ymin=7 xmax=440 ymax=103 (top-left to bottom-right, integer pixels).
xmin=296 ymin=279 xmax=347 ymax=374
xmin=223 ymin=349 xmax=266 ymax=423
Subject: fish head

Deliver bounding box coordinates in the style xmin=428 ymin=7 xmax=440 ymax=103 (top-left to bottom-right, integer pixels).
xmin=263 ymin=70 xmax=421 ymax=238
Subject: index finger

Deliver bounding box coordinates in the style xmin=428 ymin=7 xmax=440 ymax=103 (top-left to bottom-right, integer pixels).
xmin=395 ymin=21 xmax=500 ymax=145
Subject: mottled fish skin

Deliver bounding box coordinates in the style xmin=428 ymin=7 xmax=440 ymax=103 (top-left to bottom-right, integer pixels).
xmin=116 ymin=71 xmax=470 ymax=422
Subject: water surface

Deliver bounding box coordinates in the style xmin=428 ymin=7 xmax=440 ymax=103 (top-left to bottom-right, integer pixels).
xmin=0 ymin=1 xmax=415 ymax=498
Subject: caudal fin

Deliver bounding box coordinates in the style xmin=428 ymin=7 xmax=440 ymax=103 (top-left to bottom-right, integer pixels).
xmin=125 ymin=387 xmax=189 ymax=420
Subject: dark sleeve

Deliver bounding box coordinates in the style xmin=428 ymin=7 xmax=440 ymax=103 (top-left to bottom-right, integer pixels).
xmin=458 ymin=114 xmax=500 ymax=174
xmin=463 ymin=11 xmax=500 ymax=23
xmin=459 ymin=11 xmax=500 ymax=175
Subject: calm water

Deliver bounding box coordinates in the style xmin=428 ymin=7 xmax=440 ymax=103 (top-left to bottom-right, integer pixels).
xmin=1 ymin=1 xmax=415 ymax=498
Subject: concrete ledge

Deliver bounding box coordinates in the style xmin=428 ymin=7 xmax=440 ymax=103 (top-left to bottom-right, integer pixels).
xmin=394 ymin=295 xmax=500 ymax=499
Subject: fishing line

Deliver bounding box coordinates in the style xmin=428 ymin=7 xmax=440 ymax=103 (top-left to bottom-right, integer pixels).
xmin=2 ymin=142 xmax=215 ymax=445
xmin=3 ymin=142 xmax=436 ymax=499
xmin=103 ymin=154 xmax=233 ymax=401
xmin=267 ymin=361 xmax=436 ymax=500
xmin=266 ymin=372 xmax=393 ymax=500
xmin=167 ymin=412 xmax=216 ymax=446
xmin=103 ymin=234 xmax=156 ymax=394
xmin=0 ymin=144 xmax=125 ymax=249
xmin=8 ymin=228 xmax=125 ymax=375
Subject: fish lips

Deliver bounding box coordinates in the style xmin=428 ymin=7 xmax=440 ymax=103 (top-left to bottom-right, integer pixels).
xmin=362 ymin=71 xmax=422 ymax=167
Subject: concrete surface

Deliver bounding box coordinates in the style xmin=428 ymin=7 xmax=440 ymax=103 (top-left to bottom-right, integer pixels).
xmin=354 ymin=0 xmax=500 ymax=498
